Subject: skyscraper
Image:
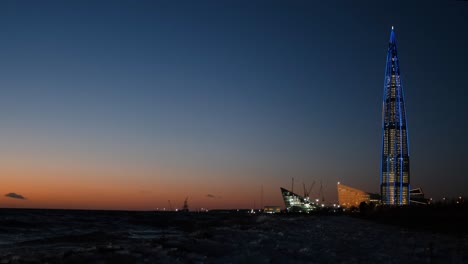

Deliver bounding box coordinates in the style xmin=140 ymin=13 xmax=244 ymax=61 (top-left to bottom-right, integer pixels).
xmin=380 ymin=27 xmax=410 ymax=205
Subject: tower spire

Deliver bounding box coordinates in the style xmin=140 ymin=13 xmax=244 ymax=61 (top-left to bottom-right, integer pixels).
xmin=389 ymin=26 xmax=397 ymax=45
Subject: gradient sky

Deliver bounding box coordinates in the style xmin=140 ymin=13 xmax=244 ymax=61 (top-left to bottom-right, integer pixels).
xmin=0 ymin=1 xmax=467 ymax=210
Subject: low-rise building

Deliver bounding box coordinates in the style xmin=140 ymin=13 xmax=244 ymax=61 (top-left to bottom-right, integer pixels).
xmin=337 ymin=182 xmax=380 ymax=208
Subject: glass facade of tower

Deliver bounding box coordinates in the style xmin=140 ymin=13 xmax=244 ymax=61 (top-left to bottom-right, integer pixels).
xmin=380 ymin=27 xmax=410 ymax=205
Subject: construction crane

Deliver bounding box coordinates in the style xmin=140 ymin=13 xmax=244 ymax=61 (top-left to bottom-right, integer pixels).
xmin=181 ymin=197 xmax=189 ymax=212
xmin=303 ymin=181 xmax=315 ymax=198
xmin=292 ymin=177 xmax=294 ymax=193
xmin=319 ymin=180 xmax=325 ymax=202
xmin=168 ymin=200 xmax=173 ymax=211
xmin=260 ymin=185 xmax=263 ymax=210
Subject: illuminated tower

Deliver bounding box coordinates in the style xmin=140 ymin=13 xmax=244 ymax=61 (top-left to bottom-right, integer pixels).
xmin=380 ymin=27 xmax=410 ymax=205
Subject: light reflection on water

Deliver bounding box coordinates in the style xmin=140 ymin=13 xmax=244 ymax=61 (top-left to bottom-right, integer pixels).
xmin=129 ymin=229 xmax=181 ymax=239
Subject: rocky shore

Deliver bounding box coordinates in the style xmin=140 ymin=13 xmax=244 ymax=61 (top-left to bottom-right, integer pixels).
xmin=0 ymin=209 xmax=466 ymax=263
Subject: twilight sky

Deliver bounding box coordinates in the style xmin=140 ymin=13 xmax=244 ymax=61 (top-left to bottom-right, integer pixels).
xmin=0 ymin=1 xmax=467 ymax=210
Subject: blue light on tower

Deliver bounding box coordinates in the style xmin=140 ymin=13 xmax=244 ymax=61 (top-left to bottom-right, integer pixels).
xmin=380 ymin=27 xmax=410 ymax=205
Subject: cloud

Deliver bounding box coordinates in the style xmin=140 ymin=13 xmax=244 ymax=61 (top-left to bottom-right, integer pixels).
xmin=5 ymin=193 xmax=26 ymax=200
xmin=206 ymin=194 xmax=221 ymax=199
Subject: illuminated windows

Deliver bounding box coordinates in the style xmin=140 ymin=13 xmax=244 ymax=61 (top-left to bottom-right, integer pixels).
xmin=380 ymin=28 xmax=410 ymax=205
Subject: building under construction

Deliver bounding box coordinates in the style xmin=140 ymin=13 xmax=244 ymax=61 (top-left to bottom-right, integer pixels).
xmin=280 ymin=179 xmax=327 ymax=213
xmin=280 ymin=187 xmax=317 ymax=213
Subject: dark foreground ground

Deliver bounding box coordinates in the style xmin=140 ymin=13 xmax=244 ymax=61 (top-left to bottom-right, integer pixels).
xmin=0 ymin=209 xmax=467 ymax=264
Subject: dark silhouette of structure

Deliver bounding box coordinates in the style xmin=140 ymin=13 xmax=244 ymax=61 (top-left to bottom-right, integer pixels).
xmin=181 ymin=197 xmax=189 ymax=212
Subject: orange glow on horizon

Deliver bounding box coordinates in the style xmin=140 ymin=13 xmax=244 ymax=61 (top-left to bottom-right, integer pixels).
xmin=0 ymin=158 xmax=287 ymax=210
